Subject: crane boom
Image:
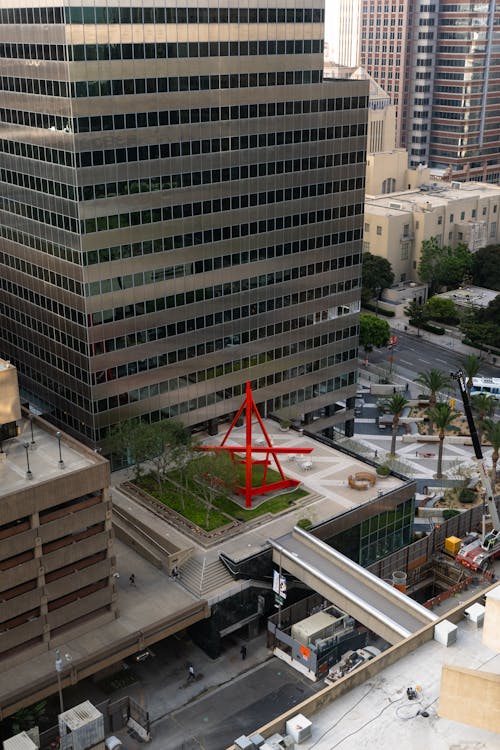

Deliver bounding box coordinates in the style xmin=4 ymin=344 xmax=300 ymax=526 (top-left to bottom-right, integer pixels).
xmin=452 ymin=370 xmax=500 ymax=550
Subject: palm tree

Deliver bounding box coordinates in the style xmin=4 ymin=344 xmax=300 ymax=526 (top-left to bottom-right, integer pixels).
xmin=471 ymin=393 xmax=496 ymax=444
xmin=385 ymin=394 xmax=409 ymax=456
xmin=427 ymin=402 xmax=458 ymax=478
xmin=462 ymin=353 xmax=481 ymax=398
xmin=414 ymin=368 xmax=451 ymax=407
xmin=483 ymin=418 xmax=500 ymax=488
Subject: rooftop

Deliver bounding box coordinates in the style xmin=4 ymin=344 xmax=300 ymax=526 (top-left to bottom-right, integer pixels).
xmin=0 ymin=413 xmax=103 ymax=497
xmin=287 ymin=602 xmax=500 ymax=749
xmin=366 ymin=181 xmax=500 ymax=211
xmin=437 ymin=285 xmax=498 ymax=309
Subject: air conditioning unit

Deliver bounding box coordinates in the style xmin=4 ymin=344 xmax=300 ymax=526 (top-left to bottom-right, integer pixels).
xmin=451 ymin=181 xmax=461 ymax=189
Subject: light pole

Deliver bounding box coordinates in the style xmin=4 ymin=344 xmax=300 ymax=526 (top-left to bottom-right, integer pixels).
xmin=29 ymin=415 xmax=36 ymax=446
xmin=23 ymin=442 xmax=33 ymax=479
xmin=55 ymin=649 xmax=64 ymax=714
xmin=56 ymin=431 xmax=64 ymax=468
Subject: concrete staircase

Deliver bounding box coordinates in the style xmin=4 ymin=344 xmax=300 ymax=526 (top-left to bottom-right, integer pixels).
xmin=179 ymin=556 xmax=235 ymax=598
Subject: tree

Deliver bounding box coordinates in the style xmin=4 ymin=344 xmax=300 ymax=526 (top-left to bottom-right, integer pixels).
xmin=427 ymin=402 xmax=458 ymax=479
xmin=384 ymin=394 xmax=409 ymax=456
xmin=104 ymin=419 xmax=157 ymax=480
xmin=418 ymin=238 xmax=472 ymax=294
xmin=462 ymin=353 xmax=481 ymax=398
xmin=423 ymin=296 xmax=459 ymax=324
xmin=359 ymin=313 xmax=390 ymax=356
xmin=361 ymin=251 xmax=394 ymax=304
xmin=404 ymin=299 xmax=429 ymax=337
xmin=148 ymin=420 xmax=192 ymax=492
xmin=471 ymin=393 xmax=496 ymax=444
xmin=461 ymin=294 xmax=500 ymax=351
xmin=483 ymin=418 xmax=500 ymax=488
xmin=471 ymin=244 xmax=500 ymax=291
xmin=414 ymin=368 xmax=451 ymax=407
xmin=188 ymin=450 xmax=239 ymax=528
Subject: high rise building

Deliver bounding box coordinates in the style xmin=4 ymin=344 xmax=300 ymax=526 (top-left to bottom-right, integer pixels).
xmin=0 ymin=2 xmax=368 ymax=449
xmin=359 ymin=1 xmax=500 ymax=183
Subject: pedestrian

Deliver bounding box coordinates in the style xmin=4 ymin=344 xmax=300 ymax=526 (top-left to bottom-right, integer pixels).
xmin=188 ymin=664 xmax=195 ymax=681
xmin=240 ymin=645 xmax=247 ymax=660
xmin=374 ymin=450 xmax=378 ymax=459
xmin=171 ymin=566 xmax=179 ymax=580
xmin=129 ymin=574 xmax=136 ymax=587
xmin=405 ymin=383 xmax=409 ymax=393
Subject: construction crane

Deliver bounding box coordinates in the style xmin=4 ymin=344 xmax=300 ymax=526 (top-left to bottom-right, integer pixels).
xmin=451 ymin=370 xmax=500 ymax=571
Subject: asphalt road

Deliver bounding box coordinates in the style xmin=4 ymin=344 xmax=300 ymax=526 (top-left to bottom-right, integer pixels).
xmin=368 ymin=330 xmax=499 ymax=382
xmin=150 ymin=660 xmax=323 ymax=750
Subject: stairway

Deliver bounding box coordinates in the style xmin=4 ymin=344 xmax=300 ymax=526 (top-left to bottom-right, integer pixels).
xmin=179 ymin=556 xmax=235 ymax=598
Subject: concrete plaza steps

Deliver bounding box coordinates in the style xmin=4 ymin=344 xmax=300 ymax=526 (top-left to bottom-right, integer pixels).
xmin=180 ymin=556 xmax=235 ymax=597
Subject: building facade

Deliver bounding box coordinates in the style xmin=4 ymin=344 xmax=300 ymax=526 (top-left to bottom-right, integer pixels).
xmin=0 ymin=360 xmax=116 ymax=668
xmin=358 ymin=0 xmax=500 ymax=183
xmin=0 ymin=1 xmax=368 ymax=448
xmin=364 ymin=181 xmax=500 ymax=284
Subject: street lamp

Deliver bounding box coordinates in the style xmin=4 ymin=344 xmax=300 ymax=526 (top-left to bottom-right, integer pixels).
xmin=55 ymin=649 xmax=64 ymax=714
xmin=23 ymin=442 xmax=33 ymax=479
xmin=29 ymin=415 xmax=36 ymax=446
xmin=56 ymin=431 xmax=64 ymax=468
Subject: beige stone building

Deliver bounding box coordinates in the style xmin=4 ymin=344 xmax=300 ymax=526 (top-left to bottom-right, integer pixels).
xmin=0 ymin=360 xmax=117 ymax=669
xmin=365 ymin=183 xmax=500 ymax=286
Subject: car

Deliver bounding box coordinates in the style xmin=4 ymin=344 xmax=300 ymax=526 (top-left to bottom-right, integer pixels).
xmin=134 ymin=648 xmax=154 ymax=662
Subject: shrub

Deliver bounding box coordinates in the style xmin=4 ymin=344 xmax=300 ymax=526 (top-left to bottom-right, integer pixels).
xmin=459 ymin=487 xmax=476 ymax=504
xmin=363 ymin=302 xmax=396 ymax=317
xmin=443 ymin=509 xmax=460 ymax=520
xmin=376 ymin=465 xmax=391 ymax=476
xmin=410 ymin=319 xmax=445 ymax=335
xmin=297 ymin=518 xmax=312 ymax=530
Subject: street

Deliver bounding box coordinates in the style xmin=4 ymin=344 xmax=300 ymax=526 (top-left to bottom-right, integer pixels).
xmin=367 ymin=329 xmax=498 ymax=383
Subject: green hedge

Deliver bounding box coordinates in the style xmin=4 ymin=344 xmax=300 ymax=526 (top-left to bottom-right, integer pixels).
xmin=409 ymin=319 xmax=445 ymax=335
xmin=462 ymin=338 xmax=500 ymax=357
xmin=363 ymin=302 xmax=396 ymax=317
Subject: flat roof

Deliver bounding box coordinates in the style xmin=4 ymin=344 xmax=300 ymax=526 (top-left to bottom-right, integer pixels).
xmin=437 ymin=285 xmax=498 ymax=309
xmin=287 ymin=600 xmax=500 ymax=749
xmin=0 ymin=415 xmax=102 ymax=497
xmin=366 ymin=181 xmax=500 ymax=211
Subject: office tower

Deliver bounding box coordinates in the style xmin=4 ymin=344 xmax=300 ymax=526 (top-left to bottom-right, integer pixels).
xmin=324 ymin=0 xmax=361 ymax=67
xmin=359 ymin=1 xmax=500 ymax=182
xmin=0 ymin=2 xmax=368 ymax=449
xmin=0 ymin=360 xmax=116 ymax=665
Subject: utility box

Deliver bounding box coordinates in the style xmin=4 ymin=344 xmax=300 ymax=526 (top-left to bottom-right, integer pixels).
xmin=234 ymin=738 xmax=254 ymax=750
xmin=286 ymin=714 xmax=312 ymax=743
xmin=445 ymin=536 xmax=462 ymax=556
xmin=59 ymin=702 xmax=104 ymax=750
xmin=3 ymin=732 xmax=39 ymax=750
xmin=291 ymin=612 xmax=340 ymax=645
xmin=434 ymin=619 xmax=458 ymax=646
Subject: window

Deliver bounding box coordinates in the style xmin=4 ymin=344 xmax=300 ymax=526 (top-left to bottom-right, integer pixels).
xmin=490 ymin=222 xmax=497 ymax=238
xmin=460 ymin=211 xmax=465 ymax=220
xmin=364 ymin=222 xmax=370 ymax=232
xmin=437 ymin=216 xmax=442 ymax=225
xmin=472 ymin=209 xmax=476 ymax=218
xmin=376 ymin=226 xmax=382 ymax=235
xmin=449 ymin=213 xmax=454 ymax=223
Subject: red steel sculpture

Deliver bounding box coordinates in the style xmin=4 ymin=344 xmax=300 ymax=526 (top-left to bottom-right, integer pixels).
xmin=199 ymin=382 xmax=313 ymax=507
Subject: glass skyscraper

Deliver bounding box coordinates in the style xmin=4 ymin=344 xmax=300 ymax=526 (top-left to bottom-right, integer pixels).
xmin=0 ymin=1 xmax=367 ymax=447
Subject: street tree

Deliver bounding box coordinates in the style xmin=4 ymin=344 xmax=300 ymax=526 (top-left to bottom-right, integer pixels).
xmin=384 ymin=394 xmax=409 ymax=456
xmin=403 ymin=299 xmax=429 ymax=337
xmin=427 ymin=402 xmax=458 ymax=479
xmin=483 ymin=418 xmax=500 ymax=488
xmin=471 ymin=393 xmax=496 ymax=444
xmin=359 ymin=313 xmax=390 ymax=357
xmin=361 ymin=251 xmax=394 ymax=305
xmin=418 ymin=238 xmax=472 ymax=294
xmin=471 ymin=244 xmax=500 ymax=291
xmin=148 ymin=420 xmax=192 ymax=493
xmin=462 ymin=353 xmax=481 ymax=398
xmin=414 ymin=368 xmax=451 ymax=407
xmin=423 ymin=296 xmax=459 ymax=324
